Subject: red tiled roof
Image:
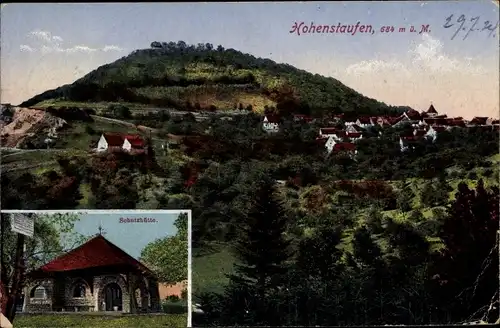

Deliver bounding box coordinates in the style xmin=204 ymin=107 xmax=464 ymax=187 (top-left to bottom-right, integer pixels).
xmin=319 ymin=127 xmax=338 ymax=135
xmin=424 ymin=118 xmax=447 ymax=125
xmin=346 ymin=132 xmax=362 ymax=138
xmin=426 ymin=104 xmax=438 ymax=114
xmin=446 ymin=119 xmax=466 ymax=127
xmin=430 ymin=125 xmax=447 ymax=132
xmin=333 ymin=142 xmax=356 ymax=151
xmin=103 ymin=133 xmax=125 ymax=147
xmin=469 ymin=117 xmax=488 ymax=125
xmin=405 ymin=110 xmax=421 ymax=120
xmin=316 ymin=137 xmax=328 ymax=146
xmin=390 ymin=116 xmax=403 ymax=125
xmin=123 ymin=134 xmax=145 ymax=148
xmin=32 ymin=235 xmax=154 ymax=275
xmin=377 ymin=117 xmax=392 ymax=126
xmin=413 ymin=130 xmax=427 ymax=137
xmin=103 ymin=133 xmax=145 ymax=148
xmin=357 ymin=117 xmax=371 ymax=124
xmin=348 ymin=124 xmax=363 ymax=131
xmin=293 ymin=114 xmax=313 ymax=121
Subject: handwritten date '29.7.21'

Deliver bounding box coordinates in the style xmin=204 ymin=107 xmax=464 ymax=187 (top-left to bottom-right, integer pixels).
xmin=443 ymin=14 xmax=498 ymax=40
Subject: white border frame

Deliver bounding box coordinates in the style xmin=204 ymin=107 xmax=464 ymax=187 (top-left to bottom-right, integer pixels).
xmin=0 ymin=209 xmax=193 ymax=328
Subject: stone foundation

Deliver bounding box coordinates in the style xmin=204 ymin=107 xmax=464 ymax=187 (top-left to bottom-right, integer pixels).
xmin=24 ymin=272 xmax=161 ymax=313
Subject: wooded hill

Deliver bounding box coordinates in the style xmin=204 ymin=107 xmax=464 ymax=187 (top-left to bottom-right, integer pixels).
xmin=21 ymin=41 xmax=411 ymax=117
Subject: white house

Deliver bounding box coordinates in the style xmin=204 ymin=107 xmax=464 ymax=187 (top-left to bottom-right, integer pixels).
xmin=319 ymin=128 xmax=345 ymax=141
xmin=325 ymin=135 xmax=338 ymax=153
xmin=319 ymin=127 xmax=336 ymax=138
xmin=424 ymin=126 xmax=446 ymax=142
xmin=346 ymin=124 xmax=363 ymax=134
xmin=355 ymin=117 xmax=374 ymax=128
xmin=399 ymin=137 xmax=412 ymax=152
xmin=393 ymin=115 xmax=420 ymax=128
xmin=346 ymin=132 xmax=363 ymax=142
xmin=262 ymin=115 xmax=280 ymax=133
xmin=97 ymin=133 xmax=145 ymax=152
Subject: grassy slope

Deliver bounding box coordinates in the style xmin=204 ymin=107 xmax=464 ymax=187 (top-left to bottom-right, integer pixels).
xmin=14 ymin=314 xmax=186 ymax=328
xmin=34 ymin=100 xmax=154 ymax=113
xmin=3 ymin=117 xmax=144 ymax=167
xmin=193 ymin=244 xmax=235 ymax=296
xmin=193 ymin=154 xmax=500 ymax=295
xmin=2 ymin=149 xmax=88 ymax=173
xmin=52 ymin=117 xmax=143 ymax=150
xmin=3 ymin=117 xmax=151 ymax=208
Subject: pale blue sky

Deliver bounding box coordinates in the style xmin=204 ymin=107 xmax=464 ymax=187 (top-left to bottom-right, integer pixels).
xmin=68 ymin=212 xmax=179 ymax=259
xmin=1 ymin=1 xmax=498 ymax=118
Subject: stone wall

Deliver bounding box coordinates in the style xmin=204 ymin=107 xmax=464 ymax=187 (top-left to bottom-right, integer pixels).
xmin=24 ymin=271 xmax=160 ymax=313
xmin=24 ymin=279 xmax=54 ymax=312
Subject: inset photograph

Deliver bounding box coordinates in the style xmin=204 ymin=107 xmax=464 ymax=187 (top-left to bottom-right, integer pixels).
xmin=0 ymin=210 xmax=191 ymax=328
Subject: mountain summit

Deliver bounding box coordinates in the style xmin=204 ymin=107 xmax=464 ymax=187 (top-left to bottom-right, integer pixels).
xmin=21 ymin=41 xmax=410 ymax=117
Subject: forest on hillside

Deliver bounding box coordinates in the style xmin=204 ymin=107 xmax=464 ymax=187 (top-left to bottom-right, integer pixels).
xmin=20 ymin=41 xmax=410 ymax=117
xmin=2 ymin=110 xmax=499 ymax=325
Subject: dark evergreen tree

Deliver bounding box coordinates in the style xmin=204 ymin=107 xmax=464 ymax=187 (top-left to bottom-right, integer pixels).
xmin=429 ymin=181 xmax=499 ymax=323
xmin=205 ymin=177 xmax=292 ymax=325
xmin=419 ymin=180 xmax=435 ymax=208
xmin=432 ymin=173 xmax=452 ymax=207
xmin=293 ymin=223 xmax=344 ymax=326
xmin=396 ymin=181 xmax=414 ymax=213
xmin=349 ymin=226 xmax=390 ymax=324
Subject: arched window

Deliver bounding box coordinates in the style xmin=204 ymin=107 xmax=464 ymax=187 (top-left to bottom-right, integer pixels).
xmin=73 ymin=283 xmax=86 ymax=298
xmin=30 ymin=285 xmax=47 ymax=299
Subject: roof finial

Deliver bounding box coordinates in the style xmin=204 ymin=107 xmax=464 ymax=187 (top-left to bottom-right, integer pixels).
xmin=98 ymin=220 xmax=106 ymax=236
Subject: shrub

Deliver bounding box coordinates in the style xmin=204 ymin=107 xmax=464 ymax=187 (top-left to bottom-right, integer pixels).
xmin=161 ymin=299 xmax=187 ymax=314
xmin=467 ymin=171 xmax=478 ymax=179
xmin=167 ymin=295 xmax=180 ymax=302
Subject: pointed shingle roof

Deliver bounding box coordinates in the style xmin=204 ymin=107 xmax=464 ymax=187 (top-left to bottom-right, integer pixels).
xmin=427 ymin=104 xmax=438 ymax=114
xmin=30 ymin=235 xmax=154 ymax=276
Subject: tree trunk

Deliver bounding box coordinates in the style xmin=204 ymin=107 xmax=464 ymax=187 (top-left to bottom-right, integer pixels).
xmin=0 ymin=216 xmax=7 ymax=284
xmin=0 ymin=217 xmax=7 ymax=316
xmin=5 ymin=233 xmax=25 ymax=323
xmin=128 ymin=274 xmax=138 ymax=314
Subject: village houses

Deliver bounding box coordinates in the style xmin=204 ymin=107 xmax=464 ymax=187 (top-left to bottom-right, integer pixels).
xmin=261 ymin=104 xmax=499 ymax=156
xmin=96 ymin=133 xmax=147 ymax=153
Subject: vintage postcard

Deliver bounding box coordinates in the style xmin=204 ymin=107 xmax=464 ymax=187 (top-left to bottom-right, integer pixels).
xmin=1 ymin=1 xmax=499 ymax=327
xmin=0 ymin=210 xmax=192 ymax=327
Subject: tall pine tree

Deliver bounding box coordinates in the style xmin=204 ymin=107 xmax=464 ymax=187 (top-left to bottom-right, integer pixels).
xmin=430 ymin=180 xmax=499 ymax=323
xmin=222 ymin=177 xmax=292 ymax=325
